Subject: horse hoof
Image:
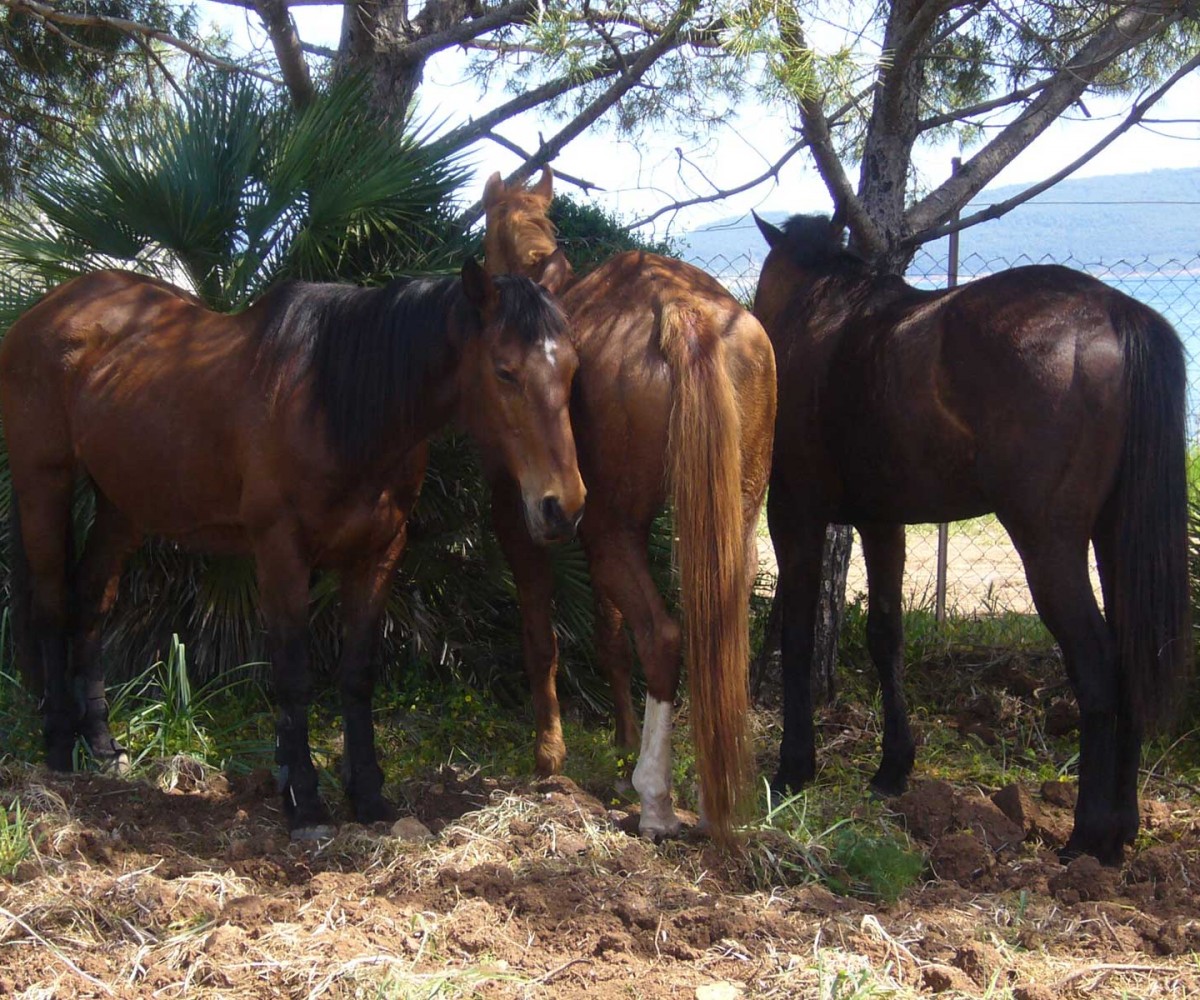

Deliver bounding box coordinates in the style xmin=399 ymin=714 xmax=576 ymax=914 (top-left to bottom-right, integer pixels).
xmin=103 ymin=752 xmax=131 ymax=777
xmin=353 ymin=796 xmax=400 ymax=825
xmin=1061 ymin=835 xmax=1124 ymax=867
xmin=638 ymin=813 xmax=682 ymax=842
xmin=868 ymin=775 xmax=907 ymax=798
xmin=290 ymin=823 xmax=337 ymax=843
xmin=770 ymin=771 xmax=808 ymax=798
xmin=46 ymin=747 xmax=75 ymax=773
xmin=534 ymin=741 xmax=567 ymax=777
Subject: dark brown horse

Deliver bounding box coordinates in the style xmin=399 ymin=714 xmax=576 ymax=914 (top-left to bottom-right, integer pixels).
xmin=481 ymin=169 xmax=776 ymax=841
xmin=1 ymin=261 xmax=584 ymax=838
xmin=753 ymin=213 xmax=1191 ymax=863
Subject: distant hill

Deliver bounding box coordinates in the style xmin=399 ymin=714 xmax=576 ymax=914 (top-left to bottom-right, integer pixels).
xmin=680 ymin=166 xmax=1200 ymax=276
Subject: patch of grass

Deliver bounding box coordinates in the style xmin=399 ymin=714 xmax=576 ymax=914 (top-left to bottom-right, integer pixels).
xmin=0 ymin=610 xmax=42 ymax=763
xmin=107 ymin=634 xmax=275 ymax=775
xmin=0 ymin=796 xmax=33 ymax=875
xmin=745 ymin=783 xmax=924 ymax=904
xmin=825 ymin=828 xmax=926 ymax=905
xmin=373 ymin=679 xmax=538 ymax=787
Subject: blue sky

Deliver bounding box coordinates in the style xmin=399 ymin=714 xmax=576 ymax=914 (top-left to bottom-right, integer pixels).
xmin=201 ymin=2 xmax=1200 ymax=238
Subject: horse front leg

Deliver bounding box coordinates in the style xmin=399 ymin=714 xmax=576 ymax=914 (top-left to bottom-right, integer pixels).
xmin=254 ymin=526 xmax=330 ymax=839
xmin=857 ymin=522 xmax=915 ymax=795
xmin=337 ymin=529 xmax=409 ymax=824
xmin=490 ymin=473 xmax=566 ymax=776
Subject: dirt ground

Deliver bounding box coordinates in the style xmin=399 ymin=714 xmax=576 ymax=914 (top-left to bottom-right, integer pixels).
xmin=1 ymin=718 xmax=1198 ymax=1000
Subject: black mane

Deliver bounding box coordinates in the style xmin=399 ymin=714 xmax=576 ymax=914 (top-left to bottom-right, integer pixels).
xmin=776 ymin=214 xmax=863 ymax=270
xmin=256 ymin=273 xmax=564 ymax=465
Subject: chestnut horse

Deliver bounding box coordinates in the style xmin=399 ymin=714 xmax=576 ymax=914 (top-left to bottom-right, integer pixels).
xmin=1 ymin=261 xmax=584 ymax=838
xmin=753 ymin=213 xmax=1190 ymax=863
xmin=481 ymin=169 xmax=776 ymax=840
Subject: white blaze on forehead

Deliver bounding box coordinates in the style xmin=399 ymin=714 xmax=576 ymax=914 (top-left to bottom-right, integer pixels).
xmin=542 ymin=336 xmax=558 ymax=366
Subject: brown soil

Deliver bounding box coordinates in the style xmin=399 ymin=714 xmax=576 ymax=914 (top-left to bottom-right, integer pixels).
xmin=2 ymin=749 xmax=1198 ymax=999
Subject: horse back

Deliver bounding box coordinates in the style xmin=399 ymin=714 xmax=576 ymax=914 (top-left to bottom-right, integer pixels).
xmin=562 ymin=252 xmax=774 ymax=519
xmin=768 ymin=263 xmax=1133 ymax=524
xmin=1 ymin=270 xmax=290 ymax=548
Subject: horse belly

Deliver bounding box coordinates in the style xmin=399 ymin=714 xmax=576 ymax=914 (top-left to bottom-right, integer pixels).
xmin=834 ymin=429 xmax=989 ymax=526
xmin=71 ymin=374 xmax=249 ymax=544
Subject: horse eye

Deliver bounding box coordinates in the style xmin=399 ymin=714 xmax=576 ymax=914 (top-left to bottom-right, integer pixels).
xmin=495 ymin=366 xmax=519 ymax=385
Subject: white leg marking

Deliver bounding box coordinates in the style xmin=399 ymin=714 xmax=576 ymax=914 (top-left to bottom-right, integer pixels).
xmin=632 ymin=697 xmax=680 ymax=838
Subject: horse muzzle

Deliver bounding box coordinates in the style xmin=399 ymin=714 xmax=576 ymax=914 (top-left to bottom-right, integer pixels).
xmin=529 ymin=493 xmax=584 ymax=544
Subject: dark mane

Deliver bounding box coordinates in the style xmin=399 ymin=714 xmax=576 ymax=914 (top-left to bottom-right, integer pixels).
xmin=776 ymin=214 xmax=864 ymax=270
xmin=776 ymin=214 xmax=932 ymax=313
xmin=256 ymin=273 xmax=564 ymax=465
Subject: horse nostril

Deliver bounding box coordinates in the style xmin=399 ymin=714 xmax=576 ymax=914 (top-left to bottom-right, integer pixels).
xmin=541 ymin=495 xmax=566 ymax=528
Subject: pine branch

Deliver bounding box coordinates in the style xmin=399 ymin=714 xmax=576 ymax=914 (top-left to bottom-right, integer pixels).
xmin=1 ymin=0 xmax=284 ymax=85
xmin=909 ymin=48 xmax=1200 ymax=248
xmin=402 ymin=1 xmax=537 ymax=64
xmin=456 ymin=1 xmax=701 ymax=228
xmin=906 ymin=0 xmax=1200 ymax=235
xmin=778 ymin=8 xmax=882 ymax=256
xmin=629 ymin=136 xmax=810 ymax=230
xmin=478 ymin=132 xmax=601 ymax=193
xmin=253 ymin=0 xmax=315 ymax=106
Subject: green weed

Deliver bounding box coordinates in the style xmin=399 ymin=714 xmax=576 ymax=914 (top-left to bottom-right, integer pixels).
xmin=0 ymin=796 xmax=33 ymax=875
xmin=825 ymin=828 xmax=926 ymax=905
xmin=106 ymin=634 xmax=274 ymax=774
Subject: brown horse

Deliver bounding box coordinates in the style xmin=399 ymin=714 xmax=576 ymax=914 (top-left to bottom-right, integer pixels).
xmin=481 ymin=169 xmax=776 ymax=841
xmin=753 ymin=213 xmax=1191 ymax=863
xmin=1 ymin=261 xmax=585 ymax=837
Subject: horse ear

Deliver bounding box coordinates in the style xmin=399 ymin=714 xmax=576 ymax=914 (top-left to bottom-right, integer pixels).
xmin=752 ymin=211 xmax=785 ymax=249
xmin=532 ymin=167 xmax=554 ymax=201
xmin=536 ymin=248 xmax=573 ymax=296
xmin=461 ymin=258 xmax=499 ymax=315
xmin=482 ymin=172 xmax=505 ymax=209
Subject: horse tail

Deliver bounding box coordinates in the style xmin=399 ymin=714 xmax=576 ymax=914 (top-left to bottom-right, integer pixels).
xmin=1108 ymin=297 xmax=1192 ymax=733
xmin=659 ymin=301 xmax=753 ymax=843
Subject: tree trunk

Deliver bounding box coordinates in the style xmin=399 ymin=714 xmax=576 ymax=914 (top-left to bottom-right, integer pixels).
xmin=812 ymin=524 xmax=853 ymax=704
xmin=752 ymin=523 xmax=851 ymax=706
xmin=336 ymin=1 xmax=425 ymax=124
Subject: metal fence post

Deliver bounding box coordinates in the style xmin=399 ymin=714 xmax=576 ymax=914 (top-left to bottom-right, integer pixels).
xmin=935 ymin=157 xmax=961 ymax=628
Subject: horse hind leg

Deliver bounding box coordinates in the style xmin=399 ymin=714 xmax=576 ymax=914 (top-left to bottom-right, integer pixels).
xmin=1092 ymin=520 xmax=1141 ymax=849
xmin=1010 ymin=525 xmax=1123 ymax=863
xmin=10 ymin=464 xmax=76 ymax=770
xmin=857 ymin=522 xmax=916 ymax=795
xmin=71 ymin=491 xmax=139 ymax=773
xmin=585 ymin=524 xmax=682 ymax=840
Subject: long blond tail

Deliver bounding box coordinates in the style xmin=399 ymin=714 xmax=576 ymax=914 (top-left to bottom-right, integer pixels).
xmin=660 ymin=302 xmax=753 ymax=843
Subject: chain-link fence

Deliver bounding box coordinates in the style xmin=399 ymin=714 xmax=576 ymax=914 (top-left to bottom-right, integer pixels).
xmin=692 ymin=246 xmax=1200 ymax=619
